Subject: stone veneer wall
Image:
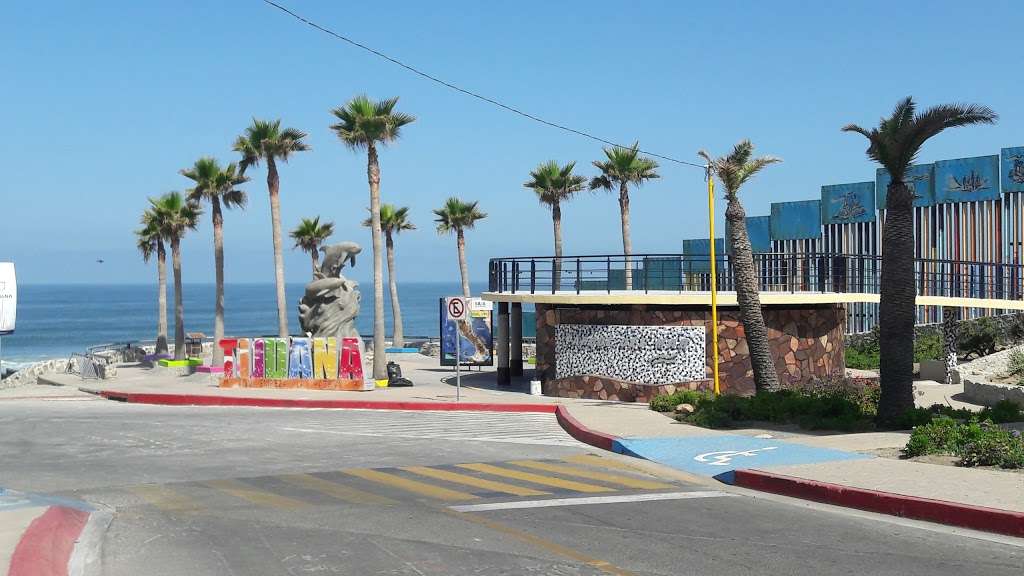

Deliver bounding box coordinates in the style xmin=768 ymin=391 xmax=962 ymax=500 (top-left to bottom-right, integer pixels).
xmin=535 ymin=304 xmax=845 ymax=397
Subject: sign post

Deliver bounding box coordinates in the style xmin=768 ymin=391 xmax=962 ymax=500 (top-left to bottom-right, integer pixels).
xmin=0 ymin=263 xmax=16 ymax=380
xmin=446 ymin=296 xmax=468 ymax=401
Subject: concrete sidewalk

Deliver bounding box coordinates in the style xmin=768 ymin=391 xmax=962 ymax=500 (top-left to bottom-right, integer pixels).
xmin=30 ymin=353 xmax=1024 ymax=537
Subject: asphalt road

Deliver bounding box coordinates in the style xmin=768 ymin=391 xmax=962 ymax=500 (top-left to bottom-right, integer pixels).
xmin=1 ymin=394 xmax=1021 ymax=576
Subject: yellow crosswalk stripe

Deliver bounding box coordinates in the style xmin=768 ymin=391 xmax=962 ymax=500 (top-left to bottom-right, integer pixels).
xmin=564 ymin=454 xmax=649 ymax=473
xmin=340 ymin=469 xmax=478 ymax=501
xmin=201 ymin=479 xmax=310 ymax=509
xmin=508 ymin=460 xmax=674 ymax=490
xmin=401 ymin=466 xmax=551 ymax=497
xmin=457 ymin=463 xmax=615 ymax=493
xmin=278 ymin=473 xmax=398 ymax=505
xmin=130 ymin=484 xmax=200 ymax=513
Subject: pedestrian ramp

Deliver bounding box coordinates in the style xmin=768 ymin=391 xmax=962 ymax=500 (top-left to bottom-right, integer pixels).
xmin=123 ymin=454 xmax=719 ymax=513
xmin=614 ymin=435 xmax=870 ymax=483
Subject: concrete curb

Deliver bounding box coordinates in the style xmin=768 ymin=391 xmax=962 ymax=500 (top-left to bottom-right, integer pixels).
xmin=9 ymin=506 xmax=90 ymax=576
xmin=94 ymin=390 xmax=559 ymax=413
xmin=733 ymin=469 xmax=1024 ymax=538
xmin=553 ymin=406 xmax=618 ymax=451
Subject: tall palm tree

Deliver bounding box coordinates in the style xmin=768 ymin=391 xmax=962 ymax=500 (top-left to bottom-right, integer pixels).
xmin=362 ymin=204 xmax=415 ymax=347
xmin=590 ymin=143 xmax=659 ymax=290
xmin=135 ymin=217 xmax=168 ymax=355
xmin=290 ymin=216 xmax=335 ymax=278
xmin=181 ymin=157 xmax=249 ymax=366
xmin=433 ymin=198 xmax=487 ymax=298
xmin=524 ymin=160 xmax=586 ymax=291
xmin=233 ymin=119 xmax=309 ymax=338
xmin=147 ymin=192 xmax=201 ymax=360
xmin=330 ymin=95 xmax=415 ymax=380
xmin=843 ymin=97 xmax=996 ymax=421
xmin=699 ymin=141 xmax=782 ymax=393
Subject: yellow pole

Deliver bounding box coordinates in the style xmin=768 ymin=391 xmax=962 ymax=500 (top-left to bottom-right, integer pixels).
xmin=706 ymin=169 xmax=721 ymax=395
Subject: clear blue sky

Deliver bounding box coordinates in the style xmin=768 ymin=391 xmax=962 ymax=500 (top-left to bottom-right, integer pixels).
xmin=3 ymin=0 xmax=1021 ymax=285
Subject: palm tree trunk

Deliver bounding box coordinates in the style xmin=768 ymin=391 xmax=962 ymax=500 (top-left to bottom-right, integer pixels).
xmin=367 ymin=143 xmax=387 ymax=380
xmin=878 ymin=181 xmax=917 ymax=422
xmin=212 ymin=197 xmax=226 ymax=366
xmin=457 ymin=228 xmax=471 ymax=298
xmin=266 ymin=156 xmax=289 ymax=338
xmin=310 ymin=248 xmax=320 ymax=279
xmin=552 ymin=201 xmax=563 ymax=292
xmin=618 ymin=182 xmax=633 ymax=290
xmin=726 ymin=196 xmax=780 ymax=392
xmin=156 ymin=240 xmax=169 ymax=355
xmin=386 ymin=232 xmax=404 ymax=348
xmin=171 ymin=237 xmax=185 ymax=361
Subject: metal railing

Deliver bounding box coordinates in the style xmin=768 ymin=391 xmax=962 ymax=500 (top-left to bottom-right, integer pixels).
xmin=488 ymin=252 xmax=1024 ymax=302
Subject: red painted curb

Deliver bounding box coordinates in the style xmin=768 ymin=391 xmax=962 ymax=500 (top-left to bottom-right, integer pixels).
xmin=734 ymin=469 xmax=1024 ymax=538
xmin=554 ymin=406 xmax=617 ymax=451
xmin=97 ymin=390 xmax=558 ymax=413
xmin=9 ymin=506 xmax=90 ymax=576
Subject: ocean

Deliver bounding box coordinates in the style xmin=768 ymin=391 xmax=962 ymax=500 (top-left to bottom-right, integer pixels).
xmin=0 ymin=281 xmax=491 ymax=370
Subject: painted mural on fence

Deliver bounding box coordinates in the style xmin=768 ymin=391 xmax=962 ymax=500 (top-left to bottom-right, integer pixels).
xmin=217 ymin=336 xmax=367 ymax=388
xmin=682 ymin=238 xmax=725 ymax=274
xmin=439 ymin=297 xmax=494 ymax=367
xmin=933 ymin=155 xmax=1000 ymax=204
xmin=554 ymin=324 xmax=706 ymax=385
xmin=724 ymin=216 xmax=771 ymax=253
xmin=770 ymin=200 xmax=822 ymax=240
xmin=875 ymin=163 xmax=934 ymax=208
xmin=1002 ymin=147 xmax=1024 ymax=194
xmin=821 ymin=182 xmax=875 ymax=224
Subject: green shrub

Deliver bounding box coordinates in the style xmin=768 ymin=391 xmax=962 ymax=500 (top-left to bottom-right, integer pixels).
xmin=980 ymin=400 xmax=1022 ymax=423
xmin=904 ymin=417 xmax=1024 ymax=468
xmin=959 ymin=317 xmax=1000 ymax=359
xmin=667 ymin=377 xmax=878 ymax=432
xmin=649 ymin=389 xmax=712 ymax=413
xmin=1006 ymin=349 xmax=1024 ymax=385
xmin=913 ymin=332 xmax=943 ymax=363
xmin=845 ymin=347 xmax=880 ymax=370
xmin=845 ymin=329 xmax=880 ymax=369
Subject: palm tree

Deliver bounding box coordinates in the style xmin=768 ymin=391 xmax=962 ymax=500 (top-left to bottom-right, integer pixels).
xmin=290 ymin=216 xmax=333 ymax=276
xmin=433 ymin=198 xmax=487 ymax=298
xmin=181 ymin=157 xmax=248 ymax=366
xmin=699 ymin=141 xmax=782 ymax=393
xmin=147 ymin=192 xmax=201 ymax=360
xmin=590 ymin=143 xmax=659 ymax=290
xmin=843 ymin=97 xmax=996 ymax=421
xmin=362 ymin=204 xmax=415 ymax=347
xmin=135 ymin=217 xmax=168 ymax=355
xmin=290 ymin=216 xmax=335 ymax=278
xmin=524 ymin=160 xmax=586 ymax=291
xmin=330 ymin=95 xmax=415 ymax=380
xmin=233 ymin=119 xmax=309 ymax=338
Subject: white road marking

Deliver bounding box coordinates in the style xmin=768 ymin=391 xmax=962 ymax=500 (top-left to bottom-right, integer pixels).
xmin=694 ymin=447 xmax=778 ymax=466
xmin=450 ymin=491 xmax=734 ymax=512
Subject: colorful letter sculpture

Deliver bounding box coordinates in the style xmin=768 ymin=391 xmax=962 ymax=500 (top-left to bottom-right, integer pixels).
xmin=288 ymin=338 xmax=313 ymax=379
xmin=218 ymin=336 xmax=366 ymax=391
xmin=252 ymin=338 xmax=265 ymax=378
xmin=218 ymin=339 xmax=238 ymax=378
xmin=236 ymin=338 xmax=250 ymax=379
xmin=313 ymin=337 xmax=338 ymax=379
xmin=339 ymin=337 xmax=364 ymax=380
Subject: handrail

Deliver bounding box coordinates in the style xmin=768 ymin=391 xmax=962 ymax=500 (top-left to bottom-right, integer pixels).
xmin=486 ymin=252 xmax=1024 ymax=302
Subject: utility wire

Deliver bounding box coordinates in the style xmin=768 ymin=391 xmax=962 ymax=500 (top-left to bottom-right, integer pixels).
xmin=261 ymin=0 xmax=707 ymax=169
